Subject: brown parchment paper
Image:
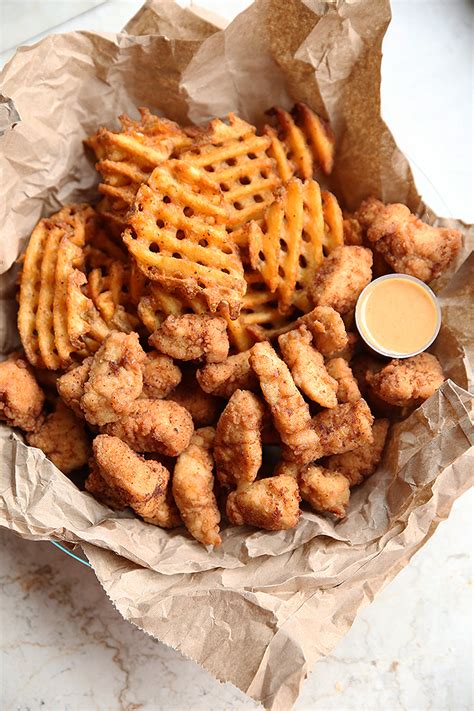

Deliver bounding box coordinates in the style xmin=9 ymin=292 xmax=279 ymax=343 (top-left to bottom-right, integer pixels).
xmin=0 ymin=1 xmax=473 ymax=708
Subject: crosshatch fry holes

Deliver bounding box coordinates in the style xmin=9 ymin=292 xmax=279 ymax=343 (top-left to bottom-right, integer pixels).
xmin=176 ymin=230 xmax=185 ymax=240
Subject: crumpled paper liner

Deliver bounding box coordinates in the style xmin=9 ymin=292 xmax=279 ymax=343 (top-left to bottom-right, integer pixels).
xmin=0 ymin=1 xmax=472 ymax=709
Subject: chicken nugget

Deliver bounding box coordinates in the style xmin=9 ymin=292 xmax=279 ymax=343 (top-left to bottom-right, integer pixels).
xmin=312 ymin=399 xmax=374 ymax=457
xmin=168 ymin=368 xmax=221 ymax=426
xmin=56 ymin=357 xmax=92 ymax=416
xmin=310 ymin=245 xmax=373 ymax=315
xmin=226 ymin=475 xmax=301 ymax=530
xmin=27 ymin=400 xmax=90 ymax=473
xmin=367 ymin=352 xmax=445 ymax=408
xmin=172 ymin=427 xmax=221 ymax=546
xmin=326 ymin=418 xmax=390 ymax=486
xmin=102 ymin=398 xmax=193 ymax=456
xmin=81 ymin=331 xmax=145 ymax=426
xmin=296 ymin=305 xmax=349 ymax=357
xmin=149 ymin=314 xmax=229 ymax=363
xmin=0 ymin=353 xmax=45 ymax=431
xmin=133 ymin=460 xmax=181 ymax=529
xmin=214 ymin=390 xmax=265 ymax=488
xmin=85 ymin=462 xmax=128 ymax=510
xmin=325 ymin=357 xmax=361 ymax=403
xmin=278 ymin=326 xmax=338 ymax=408
xmin=250 ymin=342 xmax=322 ymax=464
xmin=196 ymin=350 xmax=258 ymax=398
xmin=355 ymin=197 xmax=462 ymax=282
xmin=299 ymin=465 xmax=350 ymax=518
xmin=141 ymin=350 xmax=181 ymax=399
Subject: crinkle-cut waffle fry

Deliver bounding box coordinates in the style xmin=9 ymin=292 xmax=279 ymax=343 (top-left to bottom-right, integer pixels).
xmin=178 ymin=114 xmax=281 ymax=232
xmin=123 ymin=159 xmax=246 ymax=318
xmin=87 ymin=261 xmax=140 ymax=332
xmin=67 ymin=269 xmax=110 ymax=348
xmin=86 ymin=108 xmax=192 ymax=234
xmin=265 ymin=107 xmax=313 ymax=180
xmin=293 ymin=102 xmax=335 ymax=176
xmin=249 ymin=177 xmax=332 ymax=313
xmin=137 ymin=282 xmax=206 ymax=333
xmin=322 ymin=190 xmax=344 ymax=252
xmin=53 ymin=236 xmax=85 ymax=365
xmin=36 ymin=224 xmax=65 ymax=370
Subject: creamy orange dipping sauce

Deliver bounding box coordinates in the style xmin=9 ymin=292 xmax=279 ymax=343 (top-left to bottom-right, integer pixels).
xmin=356 ymin=276 xmax=440 ymax=356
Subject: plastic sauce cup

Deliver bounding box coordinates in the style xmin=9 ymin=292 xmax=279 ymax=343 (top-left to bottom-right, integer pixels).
xmin=355 ymin=274 xmax=441 ymax=359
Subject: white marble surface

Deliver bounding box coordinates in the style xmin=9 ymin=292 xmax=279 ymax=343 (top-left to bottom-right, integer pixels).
xmin=1 ymin=1 xmax=473 ymax=709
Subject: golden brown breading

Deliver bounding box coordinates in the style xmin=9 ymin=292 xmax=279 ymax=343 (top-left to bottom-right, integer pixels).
xmin=355 ymin=197 xmax=462 ymax=282
xmin=81 ymin=331 xmax=145 ymax=426
xmin=149 ymin=314 xmax=229 ymax=363
xmin=102 ymin=398 xmax=193 ymax=456
xmin=141 ymin=350 xmax=181 ymax=399
xmin=27 ymin=401 xmax=90 ymax=473
xmin=92 ymin=435 xmax=179 ymax=528
xmin=343 ymin=216 xmax=363 ymax=245
xmin=296 ymin=305 xmax=349 ymax=357
xmin=330 ymin=332 xmax=359 ymax=362
xmin=56 ymin=357 xmax=92 ymax=416
xmin=278 ymin=326 xmax=338 ymax=408
xmin=325 ymin=357 xmax=361 ymax=403
xmin=196 ymin=350 xmax=258 ymax=398
xmin=312 ymin=399 xmax=374 ymax=457
xmin=168 ymin=369 xmax=221 ymax=427
xmin=226 ymin=475 xmax=301 ymax=530
xmin=326 ymin=418 xmax=390 ymax=486
xmin=85 ymin=462 xmax=128 ymax=510
xmin=172 ymin=427 xmax=221 ymax=546
xmin=214 ymin=390 xmax=265 ymax=488
xmin=351 ymin=354 xmax=384 ymax=398
xmin=310 ymin=246 xmax=373 ymax=315
xmin=0 ymin=353 xmax=45 ymax=431
xmin=249 ymin=342 xmax=322 ymax=464
xmin=367 ymin=353 xmax=445 ymax=407
xmin=299 ymin=465 xmax=350 ymax=518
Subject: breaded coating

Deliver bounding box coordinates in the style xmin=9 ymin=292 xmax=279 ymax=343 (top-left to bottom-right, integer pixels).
xmin=81 ymin=331 xmax=145 ymax=426
xmin=278 ymin=326 xmax=338 ymax=408
xmin=141 ymin=351 xmax=181 ymax=399
xmin=325 ymin=357 xmax=361 ymax=403
xmin=214 ymin=390 xmax=265 ymax=488
xmin=355 ymin=197 xmax=462 ymax=282
xmin=103 ymin=398 xmax=194 ymax=456
xmin=296 ymin=306 xmax=349 ymax=357
xmin=326 ymin=419 xmax=390 ymax=486
xmin=149 ymin=314 xmax=229 ymax=363
xmin=197 ymin=350 xmax=258 ymax=398
xmin=351 ymin=354 xmax=384 ymax=398
xmin=312 ymin=399 xmax=374 ymax=457
xmin=172 ymin=427 xmax=221 ymax=546
xmin=310 ymin=246 xmax=373 ymax=315
xmin=367 ymin=353 xmax=445 ymax=407
xmin=27 ymin=401 xmax=90 ymax=473
xmin=0 ymin=353 xmax=45 ymax=431
xmin=330 ymin=332 xmax=359 ymax=362
xmin=92 ymin=435 xmax=179 ymax=528
xmin=343 ymin=216 xmax=363 ymax=245
xmin=299 ymin=465 xmax=350 ymax=518
xmin=56 ymin=357 xmax=92 ymax=416
xmin=249 ymin=342 xmax=321 ymax=464
xmin=168 ymin=369 xmax=221 ymax=426
xmin=226 ymin=475 xmax=301 ymax=530
xmin=85 ymin=462 xmax=128 ymax=510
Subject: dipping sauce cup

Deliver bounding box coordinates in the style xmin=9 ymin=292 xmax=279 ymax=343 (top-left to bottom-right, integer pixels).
xmin=355 ymin=274 xmax=441 ymax=359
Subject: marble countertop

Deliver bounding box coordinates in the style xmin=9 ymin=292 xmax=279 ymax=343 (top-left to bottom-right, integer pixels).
xmin=1 ymin=1 xmax=472 ymax=709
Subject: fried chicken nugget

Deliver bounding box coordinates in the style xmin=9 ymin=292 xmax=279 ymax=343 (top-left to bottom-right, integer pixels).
xmin=325 ymin=357 xmax=361 ymax=403
xmin=102 ymin=398 xmax=193 ymax=456
xmin=168 ymin=369 xmax=221 ymax=426
xmin=214 ymin=390 xmax=265 ymax=488
xmin=196 ymin=350 xmax=258 ymax=398
xmin=81 ymin=331 xmax=145 ymax=426
xmin=367 ymin=353 xmax=445 ymax=408
xmin=0 ymin=353 xmax=45 ymax=431
xmin=299 ymin=465 xmax=350 ymax=518
xmin=296 ymin=305 xmax=349 ymax=357
xmin=27 ymin=400 xmax=90 ymax=473
xmin=141 ymin=350 xmax=181 ymax=399
xmin=172 ymin=427 xmax=221 ymax=546
xmin=310 ymin=246 xmax=373 ymax=315
xmin=226 ymin=475 xmax=301 ymax=530
xmin=326 ymin=418 xmax=390 ymax=486
xmin=355 ymin=197 xmax=462 ymax=282
xmin=56 ymin=357 xmax=92 ymax=416
xmin=149 ymin=314 xmax=229 ymax=363
xmin=92 ymin=435 xmax=180 ymax=528
xmin=85 ymin=462 xmax=128 ymax=510
xmin=312 ymin=399 xmax=374 ymax=457
xmin=249 ymin=342 xmax=322 ymax=464
xmin=278 ymin=326 xmax=338 ymax=408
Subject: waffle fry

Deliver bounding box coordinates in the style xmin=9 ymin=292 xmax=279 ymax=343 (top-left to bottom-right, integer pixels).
xmin=322 ymin=190 xmax=344 ymax=252
xmin=292 ymin=102 xmax=335 ymax=175
xmin=137 ymin=281 xmax=206 ymax=333
xmin=178 ymin=114 xmax=281 ymax=232
xmin=87 ymin=108 xmax=191 ymax=234
xmin=123 ymin=159 xmax=246 ymax=317
xmin=67 ymin=269 xmax=110 ymax=348
xmin=36 ymin=224 xmax=65 ymax=370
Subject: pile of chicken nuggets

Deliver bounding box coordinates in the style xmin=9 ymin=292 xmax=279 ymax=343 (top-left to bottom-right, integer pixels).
xmin=0 ymin=103 xmax=461 ymax=547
